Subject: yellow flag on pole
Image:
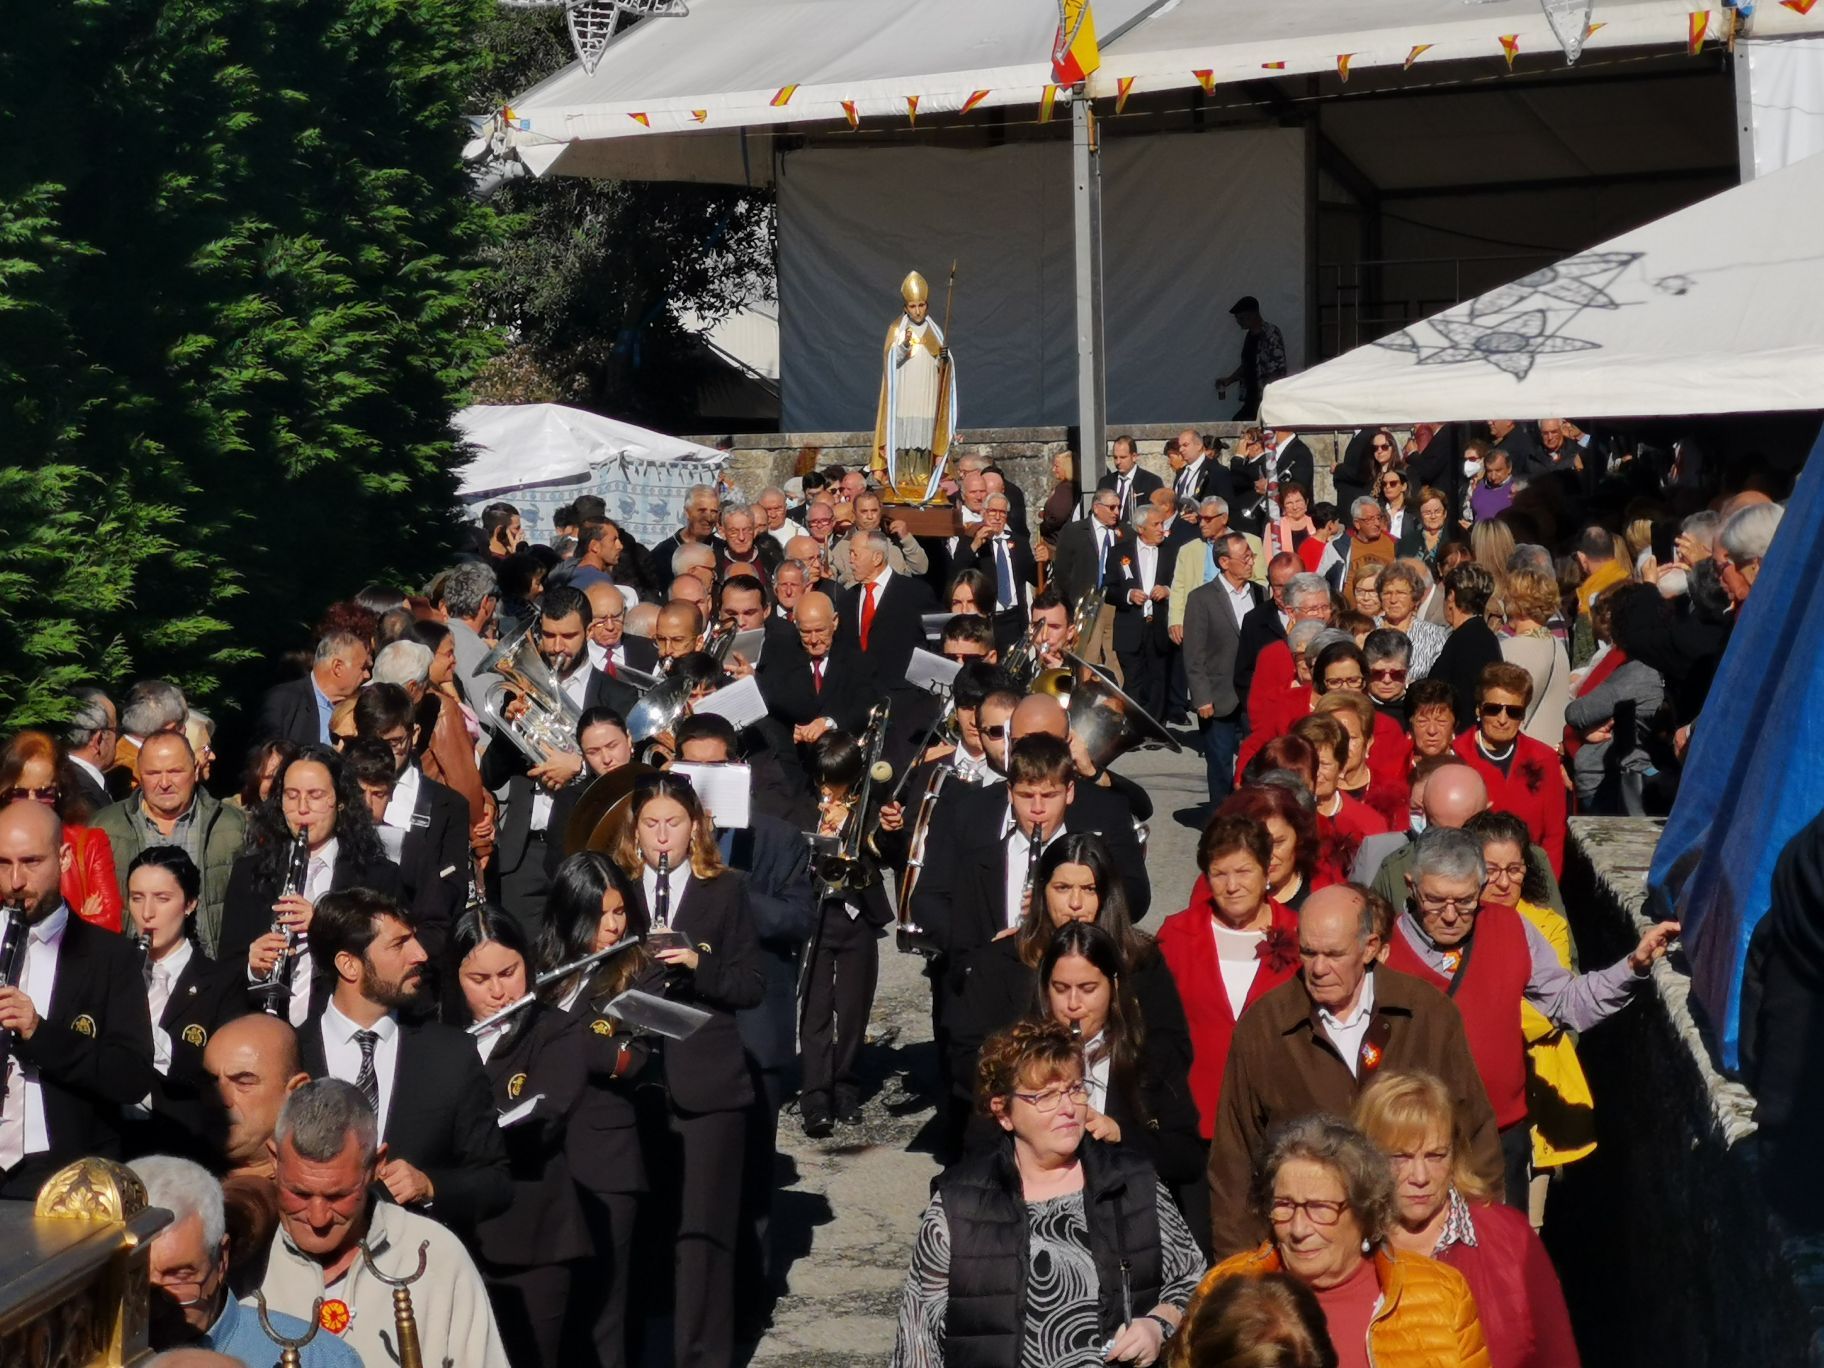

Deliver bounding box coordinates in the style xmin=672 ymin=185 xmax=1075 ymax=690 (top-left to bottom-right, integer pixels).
xmin=1052 ymin=0 xmax=1101 ymax=84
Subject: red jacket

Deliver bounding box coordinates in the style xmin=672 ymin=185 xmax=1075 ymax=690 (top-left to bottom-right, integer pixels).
xmin=1156 ymin=880 xmax=1299 ymax=1138
xmin=1451 ymin=731 xmax=1567 ymax=876
xmin=1440 ymin=1201 xmax=1581 ymax=1368
xmin=1386 ymin=903 xmax=1533 ymax=1128
xmin=62 ymin=824 xmax=123 ymax=933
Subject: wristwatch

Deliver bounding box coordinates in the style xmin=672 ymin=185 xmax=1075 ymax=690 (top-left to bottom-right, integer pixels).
xmin=1144 ymin=1313 xmax=1176 ymax=1340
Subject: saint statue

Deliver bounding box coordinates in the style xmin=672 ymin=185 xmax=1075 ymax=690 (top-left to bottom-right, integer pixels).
xmin=872 ymin=269 xmax=958 ymax=498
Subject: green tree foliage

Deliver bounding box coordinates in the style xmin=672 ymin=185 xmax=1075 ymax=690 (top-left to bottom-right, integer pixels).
xmin=467 ymin=10 xmax=775 ymax=430
xmin=0 ymin=0 xmax=500 ymax=726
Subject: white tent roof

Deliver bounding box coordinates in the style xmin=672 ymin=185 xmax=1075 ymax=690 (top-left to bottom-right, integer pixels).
xmin=1260 ymin=151 xmax=1824 ymax=427
xmin=454 ymin=403 xmax=723 ymax=498
xmin=497 ymin=0 xmax=1824 ymax=183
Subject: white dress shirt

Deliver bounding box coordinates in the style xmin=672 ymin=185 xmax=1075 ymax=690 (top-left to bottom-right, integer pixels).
xmin=998 ymin=811 xmax=1065 ymax=931
xmin=0 ymin=905 xmax=69 ymax=1169
xmin=473 ymin=1021 xmax=508 ymax=1065
xmin=641 ymin=861 xmax=692 ymax=927
xmin=321 ymin=1003 xmax=402 ymax=1136
xmin=1175 ymin=457 xmax=1206 ymax=499
xmin=1134 ymin=542 xmax=1161 ymax=619
xmin=1222 ymin=575 xmax=1255 ymax=632
xmin=1318 ymin=970 xmax=1378 ymax=1078
xmin=146 ymin=938 xmax=195 ymax=1076
xmin=1083 ymin=1032 xmax=1111 ymax=1112
xmin=383 ymin=764 xmax=424 ymax=833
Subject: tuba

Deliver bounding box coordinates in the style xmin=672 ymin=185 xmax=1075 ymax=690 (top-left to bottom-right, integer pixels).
xmin=626 ymin=620 xmax=737 ymax=753
xmin=477 ymin=618 xmax=582 ymax=764
xmin=1056 ymin=650 xmax=1182 ymax=773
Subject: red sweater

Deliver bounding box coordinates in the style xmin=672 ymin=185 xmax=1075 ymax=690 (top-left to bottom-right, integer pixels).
xmin=1441 ymin=1201 xmax=1582 ymax=1368
xmin=1156 ymin=881 xmax=1300 ymax=1137
xmin=1452 ymin=731 xmax=1567 ymax=876
xmin=1386 ymin=904 xmax=1533 ymax=1128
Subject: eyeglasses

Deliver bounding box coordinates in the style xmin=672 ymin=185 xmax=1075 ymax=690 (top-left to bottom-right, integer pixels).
xmin=982 ymin=724 xmax=1009 ymax=739
xmin=1269 ymin=1197 xmax=1348 ymax=1226
xmin=1011 ymin=1081 xmax=1090 ymax=1113
xmin=1479 ymin=702 xmax=1526 ymax=721
xmin=1485 ymin=862 xmax=1528 ymax=883
xmin=1369 ymin=666 xmax=1407 ymax=682
xmin=1324 ymin=674 xmax=1365 ymax=690
xmin=1198 ymin=513 xmax=1226 ymax=522
xmin=1417 ymin=892 xmax=1479 ymax=916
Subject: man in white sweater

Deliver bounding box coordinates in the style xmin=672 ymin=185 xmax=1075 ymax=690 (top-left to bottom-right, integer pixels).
xmin=256 ymin=1080 xmax=510 ymax=1368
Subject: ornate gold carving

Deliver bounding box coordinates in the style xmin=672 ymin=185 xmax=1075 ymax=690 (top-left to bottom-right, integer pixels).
xmin=34 ymin=1159 xmax=149 ymax=1224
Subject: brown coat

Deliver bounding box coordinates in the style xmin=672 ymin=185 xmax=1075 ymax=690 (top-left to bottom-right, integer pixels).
xmin=420 ymin=691 xmax=489 ymax=833
xmin=1206 ymin=966 xmax=1503 ymax=1256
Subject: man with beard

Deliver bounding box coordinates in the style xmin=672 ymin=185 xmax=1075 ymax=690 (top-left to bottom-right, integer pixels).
xmin=0 ymin=800 xmax=155 ymax=1197
xmin=297 ymin=888 xmax=509 ymax=1231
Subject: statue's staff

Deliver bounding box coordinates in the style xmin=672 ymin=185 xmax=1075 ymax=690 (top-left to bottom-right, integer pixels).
xmin=360 ymin=1238 xmax=438 ymax=1368
xmin=924 ymin=260 xmax=959 ymax=504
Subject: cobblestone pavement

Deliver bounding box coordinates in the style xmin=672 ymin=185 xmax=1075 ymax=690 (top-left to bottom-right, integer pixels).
xmin=747 ymin=736 xmax=1210 ymax=1365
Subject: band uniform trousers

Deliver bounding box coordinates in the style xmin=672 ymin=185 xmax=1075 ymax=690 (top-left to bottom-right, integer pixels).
xmin=485 ymin=1260 xmax=572 ymax=1368
xmin=498 ymin=829 xmax=554 ymax=941
xmin=670 ymin=1105 xmax=746 ymax=1368
xmin=798 ymin=901 xmax=881 ymax=1114
xmin=1084 ymin=604 xmax=1124 ymax=686
xmin=570 ymin=1189 xmax=637 ymax=1368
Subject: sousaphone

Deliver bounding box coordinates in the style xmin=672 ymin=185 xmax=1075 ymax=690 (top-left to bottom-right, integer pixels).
xmin=1054 ymin=650 xmax=1183 ymax=772
xmin=562 ymin=761 xmax=661 ymax=858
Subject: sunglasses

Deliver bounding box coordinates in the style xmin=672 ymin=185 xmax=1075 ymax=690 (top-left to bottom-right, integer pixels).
xmin=942 ymin=649 xmax=982 ymax=662
xmin=1370 ymin=667 xmax=1408 ymax=682
xmin=982 ymin=724 xmax=1009 ymax=739
xmin=1372 ymin=442 xmax=1394 ymax=451
xmin=1479 ymin=702 xmax=1527 ymax=721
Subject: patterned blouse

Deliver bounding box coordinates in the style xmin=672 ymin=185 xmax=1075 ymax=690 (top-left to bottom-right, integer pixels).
xmin=890 ymin=1182 xmax=1205 ymax=1368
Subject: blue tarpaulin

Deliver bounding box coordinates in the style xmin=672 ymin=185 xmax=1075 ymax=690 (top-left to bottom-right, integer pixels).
xmin=1650 ymin=425 xmax=1824 ymax=1069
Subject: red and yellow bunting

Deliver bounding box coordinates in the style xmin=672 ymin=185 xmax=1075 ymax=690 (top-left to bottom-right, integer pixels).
xmin=690 ymin=110 xmax=708 ymax=124
xmin=1115 ymin=76 xmax=1135 ymax=113
xmin=1688 ymin=11 xmax=1709 ymax=55
xmin=1783 ymin=0 xmax=1820 ymax=14
xmin=1404 ymin=44 xmax=1431 ymax=70
xmin=841 ymin=101 xmax=860 ymax=129
xmin=1193 ymin=69 xmax=1215 ymax=94
xmin=960 ymin=89 xmax=990 ymax=116
xmin=1039 ymin=84 xmax=1060 ymax=123
xmin=1584 ymin=21 xmax=1607 ymax=40
xmin=906 ymin=95 xmax=920 ymax=126
xmin=1261 ymin=61 xmax=1286 ymax=70
xmin=1052 ymin=0 xmax=1102 ymax=85
xmin=628 ymin=112 xmax=650 ymax=127
xmin=1336 ymin=53 xmax=1354 ymax=83
xmin=771 ymin=85 xmax=798 ymax=108
xmin=1499 ymin=34 xmax=1520 ymax=68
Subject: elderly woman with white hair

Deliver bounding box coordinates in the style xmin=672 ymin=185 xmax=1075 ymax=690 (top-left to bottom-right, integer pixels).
xmin=133 ymin=1154 xmax=361 ymax=1365
xmin=1374 ymin=560 xmax=1447 ymax=679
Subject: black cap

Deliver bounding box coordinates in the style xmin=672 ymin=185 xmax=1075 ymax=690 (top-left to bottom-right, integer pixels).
xmin=1229 ymin=295 xmax=1260 ymax=315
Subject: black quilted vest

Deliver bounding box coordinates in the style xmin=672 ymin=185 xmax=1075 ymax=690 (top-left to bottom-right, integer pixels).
xmin=938 ymin=1137 xmax=1163 ymax=1368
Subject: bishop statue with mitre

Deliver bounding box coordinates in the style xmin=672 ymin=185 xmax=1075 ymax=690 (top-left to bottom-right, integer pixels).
xmin=871 ymin=269 xmax=958 ymax=495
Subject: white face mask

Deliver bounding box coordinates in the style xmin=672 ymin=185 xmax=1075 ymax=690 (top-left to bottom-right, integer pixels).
xmin=1408 ymin=813 xmax=1429 ymax=835
xmin=1462 ymin=459 xmax=1483 ymax=479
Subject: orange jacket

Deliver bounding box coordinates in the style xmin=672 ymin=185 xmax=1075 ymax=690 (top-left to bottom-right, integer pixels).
xmin=63 ymin=824 xmax=123 ymax=933
xmin=1181 ymin=1243 xmax=1491 ymax=1368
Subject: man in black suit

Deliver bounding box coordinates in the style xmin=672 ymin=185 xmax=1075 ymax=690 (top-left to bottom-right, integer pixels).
xmin=1183 ymin=532 xmax=1267 ymax=805
xmin=255 ymin=630 xmax=372 ymax=748
xmin=1105 ymin=503 xmax=1182 ymax=725
xmin=760 ymin=591 xmax=879 ymax=749
xmin=300 ymin=887 xmax=509 ymax=1231
xmin=63 ymin=687 xmax=117 ymax=816
xmin=945 ymin=494 xmax=1038 ymax=654
xmin=1431 ymin=563 xmax=1506 ymax=727
xmin=1234 ymin=551 xmax=1301 ymax=712
xmin=979 ymin=463 xmax=1030 ymax=541
xmin=1051 ymin=488 xmax=1126 ymax=675
xmin=1269 ymin=428 xmax=1317 ymax=499
xmin=1094 ymin=434 xmax=1163 ymax=523
xmin=0 ymin=801 xmax=156 ymax=1197
xmin=836 ymin=529 xmax=937 ymax=687
xmin=1168 ymin=429 xmax=1232 ymax=506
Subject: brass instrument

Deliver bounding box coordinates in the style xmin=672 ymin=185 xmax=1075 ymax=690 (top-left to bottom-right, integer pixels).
xmin=254 ymin=831 xmax=310 ymax=1017
xmin=626 ymin=620 xmax=735 ymax=754
xmin=1001 ymin=617 xmax=1044 ymax=688
xmin=1030 ymin=587 xmax=1106 ymax=695
xmin=564 ymin=761 xmax=661 ymax=857
xmin=808 ymin=701 xmax=893 ymax=899
xmin=477 ymin=617 xmax=583 ymax=764
xmin=254 ymin=1291 xmax=325 ymax=1368
xmin=0 ymin=897 xmax=29 ymax=1102
xmin=360 ymin=1239 xmax=435 ymax=1368
xmin=1049 ymin=650 xmax=1182 ymax=772
xmin=468 ymin=936 xmax=644 ymax=1034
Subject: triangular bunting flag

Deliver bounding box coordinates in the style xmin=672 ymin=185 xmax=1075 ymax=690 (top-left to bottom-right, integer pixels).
xmin=1688 ymin=11 xmax=1709 ymax=54
xmin=1585 ymin=21 xmax=1607 ymax=40
xmin=1261 ymin=61 xmax=1287 ymax=70
xmin=1040 ymin=84 xmax=1060 ymax=123
xmin=906 ymin=95 xmax=920 ymax=126
xmin=841 ymin=100 xmax=860 ymax=129
xmin=690 ymin=110 xmax=708 ymax=124
xmin=1783 ymin=0 xmax=1820 ymax=14
xmin=1193 ymin=69 xmax=1215 ymax=94
xmin=629 ymin=112 xmax=651 ymax=127
xmin=1116 ymin=76 xmax=1135 ymax=113
xmin=960 ymin=90 xmax=990 ymax=116
xmin=1337 ymin=53 xmax=1354 ymax=82
xmin=1499 ymin=34 xmax=1520 ymax=68
xmin=1404 ymin=44 xmax=1432 ymax=69
xmin=1052 ymin=0 xmax=1103 ymax=85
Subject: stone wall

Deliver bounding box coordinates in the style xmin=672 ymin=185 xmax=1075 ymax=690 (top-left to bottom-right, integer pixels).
xmin=1558 ymin=818 xmax=1823 ymax=1366
xmin=690 ymin=424 xmax=1351 ymax=522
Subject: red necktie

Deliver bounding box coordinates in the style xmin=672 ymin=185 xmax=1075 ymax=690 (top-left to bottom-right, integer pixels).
xmin=860 ymin=581 xmax=878 ymax=651
xmin=812 ymin=659 xmax=825 ymax=694
xmin=605 ymin=660 xmax=617 ymax=679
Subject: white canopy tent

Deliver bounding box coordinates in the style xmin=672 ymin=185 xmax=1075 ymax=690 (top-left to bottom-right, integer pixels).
xmin=454 ymin=403 xmax=725 ymax=547
xmin=1259 ymin=149 xmax=1824 ymax=427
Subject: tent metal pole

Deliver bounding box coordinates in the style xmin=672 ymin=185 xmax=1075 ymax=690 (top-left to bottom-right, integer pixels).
xmin=1732 ymin=42 xmax=1756 ymax=183
xmin=1071 ymin=87 xmax=1108 ymax=492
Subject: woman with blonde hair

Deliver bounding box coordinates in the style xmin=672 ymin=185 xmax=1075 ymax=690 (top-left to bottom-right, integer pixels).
xmin=1169 ymin=1273 xmax=1336 ymax=1368
xmin=1354 ymin=1071 xmax=1578 ymax=1368
xmin=1469 ymin=520 xmax=1516 ymax=608
xmin=1499 ymin=568 xmax=1572 ymax=748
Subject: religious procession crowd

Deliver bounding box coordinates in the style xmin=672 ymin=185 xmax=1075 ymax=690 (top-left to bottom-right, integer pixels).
xmin=0 ymin=409 xmax=1789 ymax=1368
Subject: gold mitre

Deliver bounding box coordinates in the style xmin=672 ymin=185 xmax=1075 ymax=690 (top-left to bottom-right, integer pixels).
xmin=900 ymin=271 xmax=929 ymax=305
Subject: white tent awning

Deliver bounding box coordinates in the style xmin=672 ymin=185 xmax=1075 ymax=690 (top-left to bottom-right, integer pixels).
xmin=454 ymin=403 xmax=723 ymax=497
xmin=1260 ymin=151 xmax=1824 ymax=427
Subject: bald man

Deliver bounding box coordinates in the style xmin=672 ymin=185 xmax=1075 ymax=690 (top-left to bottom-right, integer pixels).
xmin=0 ymin=800 xmax=155 ymax=1197
xmin=1009 ymin=684 xmax=1156 ymax=825
xmin=204 ymin=1014 xmax=309 ymax=1290
xmin=757 ymin=591 xmax=878 ymax=749
xmin=784 ymin=534 xmax=826 ymax=584
xmin=583 ymin=580 xmax=632 ymax=676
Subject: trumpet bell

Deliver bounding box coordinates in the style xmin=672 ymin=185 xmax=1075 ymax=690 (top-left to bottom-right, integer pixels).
xmin=1060 ymin=650 xmax=1182 ymax=772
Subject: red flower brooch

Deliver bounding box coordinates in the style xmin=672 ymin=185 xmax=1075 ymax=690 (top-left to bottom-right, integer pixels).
xmin=319 ymin=1299 xmax=352 ymax=1335
xmin=1360 ymin=1041 xmax=1385 ymax=1072
xmin=1256 ymin=924 xmax=1299 ymax=976
xmin=1520 ymin=759 xmax=1547 ymax=794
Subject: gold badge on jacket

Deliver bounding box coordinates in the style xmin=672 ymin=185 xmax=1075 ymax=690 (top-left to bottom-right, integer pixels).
xmin=71 ymin=1015 xmax=96 ymax=1038
xmin=590 ymin=1018 xmax=614 ymax=1036
xmin=698 ymin=942 xmax=712 ymax=953
xmin=182 ymin=1024 xmax=208 ymax=1047
xmin=507 ymin=1072 xmax=528 ymax=1101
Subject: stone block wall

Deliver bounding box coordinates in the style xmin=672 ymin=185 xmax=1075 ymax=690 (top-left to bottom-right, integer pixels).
xmin=1557 ymin=818 xmax=1822 ymax=1366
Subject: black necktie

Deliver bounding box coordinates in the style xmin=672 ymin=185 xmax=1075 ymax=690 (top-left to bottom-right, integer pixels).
xmin=354 ymin=1030 xmax=380 ymax=1113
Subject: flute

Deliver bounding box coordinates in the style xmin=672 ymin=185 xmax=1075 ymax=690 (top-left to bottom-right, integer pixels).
xmin=466 ymin=937 xmax=644 ymax=1035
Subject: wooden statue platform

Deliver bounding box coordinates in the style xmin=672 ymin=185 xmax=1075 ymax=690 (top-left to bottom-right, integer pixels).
xmin=879 ymin=500 xmax=960 ymax=539
xmin=0 ymin=1159 xmax=170 ymax=1367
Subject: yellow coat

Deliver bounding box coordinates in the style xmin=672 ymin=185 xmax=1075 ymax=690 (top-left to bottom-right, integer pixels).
xmin=1180 ymin=1244 xmax=1491 ymax=1368
xmin=1516 ymin=898 xmax=1598 ymax=1167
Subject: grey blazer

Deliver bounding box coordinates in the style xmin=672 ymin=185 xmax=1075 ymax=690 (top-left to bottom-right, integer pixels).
xmin=1182 ymin=577 xmax=1264 ymax=718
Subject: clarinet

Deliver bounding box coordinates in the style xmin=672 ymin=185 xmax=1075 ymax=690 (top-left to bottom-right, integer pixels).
xmin=1022 ymin=821 xmax=1045 ymax=915
xmin=653 ymin=850 xmax=671 ymax=929
xmin=0 ymin=898 xmax=31 ymax=1109
xmin=256 ymin=832 xmax=311 ymax=1017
